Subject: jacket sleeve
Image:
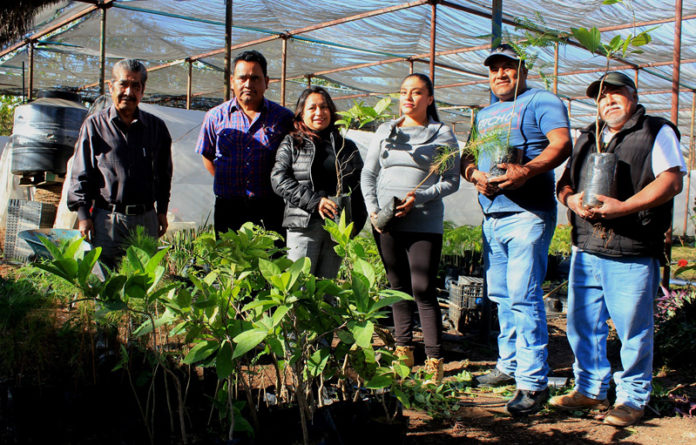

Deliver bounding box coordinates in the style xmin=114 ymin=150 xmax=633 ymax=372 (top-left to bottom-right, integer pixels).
xmin=413 ymin=125 xmax=461 ymax=205
xmin=271 ymin=135 xmax=323 ymax=213
xmin=155 ymin=119 xmax=173 ymax=215
xmin=67 ymin=118 xmax=98 ymax=221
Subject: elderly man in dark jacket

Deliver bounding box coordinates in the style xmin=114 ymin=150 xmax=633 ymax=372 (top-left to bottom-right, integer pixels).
xmin=553 ymin=72 xmax=685 ymax=426
xmin=68 ymin=59 xmax=172 ymax=267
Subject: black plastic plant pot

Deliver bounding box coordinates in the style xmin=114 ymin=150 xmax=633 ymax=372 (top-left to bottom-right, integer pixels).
xmin=329 ymin=194 xmax=352 ymax=224
xmin=578 ymin=152 xmax=617 ymax=208
xmin=373 ymin=196 xmax=400 ymax=231
xmin=489 ymin=144 xmax=523 ymax=178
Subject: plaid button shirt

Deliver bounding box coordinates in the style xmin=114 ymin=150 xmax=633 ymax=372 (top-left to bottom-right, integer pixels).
xmin=195 ymin=97 xmax=293 ymax=198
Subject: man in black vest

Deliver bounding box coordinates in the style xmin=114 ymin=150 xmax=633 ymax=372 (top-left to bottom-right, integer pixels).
xmin=553 ymin=72 xmax=685 ymax=426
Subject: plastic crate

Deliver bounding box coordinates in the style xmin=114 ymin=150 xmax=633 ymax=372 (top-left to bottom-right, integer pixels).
xmin=448 ymin=276 xmax=484 ymax=328
xmin=4 ymin=199 xmax=57 ymax=261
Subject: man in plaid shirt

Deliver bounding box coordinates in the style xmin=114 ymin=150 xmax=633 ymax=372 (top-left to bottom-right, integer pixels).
xmin=196 ymin=50 xmax=293 ymax=235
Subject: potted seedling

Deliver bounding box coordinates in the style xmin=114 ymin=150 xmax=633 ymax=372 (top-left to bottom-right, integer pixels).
xmin=571 ymin=0 xmax=653 ymax=207
xmin=371 ymin=144 xmax=459 ymax=232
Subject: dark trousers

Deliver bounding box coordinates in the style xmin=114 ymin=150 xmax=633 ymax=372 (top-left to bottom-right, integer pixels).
xmin=214 ymin=195 xmax=284 ymax=237
xmin=374 ymin=229 xmax=443 ymax=358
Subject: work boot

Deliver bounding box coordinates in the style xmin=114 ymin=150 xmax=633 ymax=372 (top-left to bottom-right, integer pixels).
xmin=476 ymin=368 xmax=514 ymax=387
xmin=603 ymin=404 xmax=644 ymax=427
xmin=549 ymin=390 xmax=610 ymax=411
xmin=423 ymin=357 xmax=444 ymax=384
xmin=505 ymin=388 xmax=550 ymax=417
xmin=394 ymin=345 xmax=415 ymax=368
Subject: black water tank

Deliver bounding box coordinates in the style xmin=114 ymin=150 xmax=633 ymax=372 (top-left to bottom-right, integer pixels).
xmin=10 ymin=90 xmax=88 ymax=176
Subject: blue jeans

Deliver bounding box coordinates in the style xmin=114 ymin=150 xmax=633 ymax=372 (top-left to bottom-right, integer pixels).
xmin=483 ymin=210 xmax=555 ymax=391
xmin=567 ymin=248 xmax=659 ymax=410
xmin=286 ymin=218 xmax=342 ymax=278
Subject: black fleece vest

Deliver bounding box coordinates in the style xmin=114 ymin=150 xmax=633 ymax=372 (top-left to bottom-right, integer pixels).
xmin=569 ymin=106 xmax=680 ymax=259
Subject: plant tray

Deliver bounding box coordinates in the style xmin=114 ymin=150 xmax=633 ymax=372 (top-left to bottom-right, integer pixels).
xmin=4 ymin=199 xmax=57 ymax=261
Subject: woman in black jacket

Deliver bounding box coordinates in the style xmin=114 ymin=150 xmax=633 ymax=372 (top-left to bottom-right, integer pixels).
xmin=271 ymin=86 xmax=366 ymax=277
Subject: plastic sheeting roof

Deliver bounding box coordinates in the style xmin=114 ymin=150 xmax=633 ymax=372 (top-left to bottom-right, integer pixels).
xmin=1 ymin=0 xmax=695 ymax=145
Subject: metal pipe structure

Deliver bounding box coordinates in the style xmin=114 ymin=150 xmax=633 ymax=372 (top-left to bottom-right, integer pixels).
xmin=490 ymin=0 xmax=502 ymax=104
xmin=0 ymin=1 xmax=115 ymax=59
xmin=280 ymin=36 xmax=288 ymax=107
xmin=634 ymin=68 xmax=639 ymax=90
xmin=429 ymin=1 xmax=437 ymax=82
xmin=553 ymin=41 xmax=559 ymax=95
xmin=684 ymin=91 xmax=696 ymax=236
xmin=409 ymin=59 xmax=414 ymax=74
xmin=664 ymin=0 xmax=682 ymax=290
xmin=21 ymin=61 xmax=25 ymax=102
xmin=186 ymin=59 xmax=193 ymax=110
xmin=672 ymin=0 xmax=683 ymax=125
xmin=224 ymin=0 xmax=232 ymax=101
xmin=99 ymin=5 xmax=107 ymax=96
xmin=27 ymin=42 xmax=34 ymax=101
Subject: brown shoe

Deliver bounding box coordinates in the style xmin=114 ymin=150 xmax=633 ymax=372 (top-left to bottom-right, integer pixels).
xmin=604 ymin=404 xmax=644 ymax=427
xmin=549 ymin=390 xmax=610 ymax=411
xmin=423 ymin=357 xmax=444 ymax=384
xmin=394 ymin=345 xmax=415 ymax=368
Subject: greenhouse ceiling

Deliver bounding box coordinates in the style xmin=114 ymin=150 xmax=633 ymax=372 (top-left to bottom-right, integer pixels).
xmin=0 ymin=0 xmax=695 ymax=148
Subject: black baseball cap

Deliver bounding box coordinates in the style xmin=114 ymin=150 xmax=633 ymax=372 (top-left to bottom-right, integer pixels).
xmin=586 ymin=72 xmax=636 ymax=98
xmin=483 ymin=44 xmax=522 ymax=67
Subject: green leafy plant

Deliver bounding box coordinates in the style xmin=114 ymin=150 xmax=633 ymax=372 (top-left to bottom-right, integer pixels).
xmin=442 ymin=223 xmax=483 ymax=256
xmin=570 ymin=0 xmax=653 ymax=152
xmin=549 ymin=224 xmax=572 ymax=257
xmin=335 ymin=96 xmax=393 ymax=130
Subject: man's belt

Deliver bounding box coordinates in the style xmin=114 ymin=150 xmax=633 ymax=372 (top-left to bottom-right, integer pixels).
xmin=97 ymin=202 xmax=154 ymax=216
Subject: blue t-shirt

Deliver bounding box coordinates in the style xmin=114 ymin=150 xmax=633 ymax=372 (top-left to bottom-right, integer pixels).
xmin=474 ymin=88 xmax=569 ymax=214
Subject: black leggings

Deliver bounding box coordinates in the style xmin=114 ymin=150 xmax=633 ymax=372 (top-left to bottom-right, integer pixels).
xmin=374 ymin=230 xmax=443 ymax=359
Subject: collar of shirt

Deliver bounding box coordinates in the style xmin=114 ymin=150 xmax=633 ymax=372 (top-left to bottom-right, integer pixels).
xmin=227 ymin=97 xmax=269 ymax=127
xmin=108 ymin=105 xmax=145 ymax=130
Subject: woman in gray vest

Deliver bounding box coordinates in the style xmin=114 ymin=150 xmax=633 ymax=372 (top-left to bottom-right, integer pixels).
xmin=361 ymin=73 xmax=460 ymax=382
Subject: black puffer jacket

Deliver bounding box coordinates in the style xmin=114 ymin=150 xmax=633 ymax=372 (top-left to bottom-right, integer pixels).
xmin=271 ymin=130 xmax=366 ymax=235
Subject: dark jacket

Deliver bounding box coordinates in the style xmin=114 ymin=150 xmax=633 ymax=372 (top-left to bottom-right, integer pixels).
xmin=68 ymin=106 xmax=172 ymax=221
xmin=568 ymin=105 xmax=680 ymax=259
xmin=271 ymin=130 xmax=366 ymax=236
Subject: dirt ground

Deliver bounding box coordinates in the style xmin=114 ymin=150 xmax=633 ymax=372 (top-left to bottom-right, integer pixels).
xmin=403 ymin=316 xmax=696 ymax=444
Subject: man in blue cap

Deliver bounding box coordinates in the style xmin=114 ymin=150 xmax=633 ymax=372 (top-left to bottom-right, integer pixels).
xmin=461 ymin=44 xmax=572 ymax=416
xmin=553 ymin=72 xmax=685 ymax=426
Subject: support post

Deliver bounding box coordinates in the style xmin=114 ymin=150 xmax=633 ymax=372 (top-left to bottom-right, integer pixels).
xmin=567 ymin=99 xmax=572 ymax=121
xmin=99 ymin=5 xmax=107 ymax=95
xmin=684 ymin=91 xmax=696 ymax=235
xmin=186 ymin=59 xmax=193 ymax=110
xmin=665 ymin=0 xmax=683 ymax=289
xmin=429 ymin=1 xmax=437 ymax=82
xmin=672 ymin=0 xmax=683 ymax=125
xmin=224 ymin=0 xmax=232 ymax=101
xmin=281 ymin=36 xmax=288 ymax=107
xmin=21 ymin=61 xmax=25 ymax=102
xmin=634 ymin=68 xmax=639 ymax=89
xmin=553 ymin=41 xmax=559 ymax=95
xmin=306 ymin=75 xmax=311 ymax=87
xmin=27 ymin=41 xmax=34 ymax=101
xmin=490 ymin=0 xmax=503 ymax=104
xmin=409 ymin=59 xmax=414 ymax=74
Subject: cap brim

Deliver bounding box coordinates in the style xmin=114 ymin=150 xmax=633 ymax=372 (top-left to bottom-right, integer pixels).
xmin=586 ymin=78 xmax=632 ymax=99
xmin=483 ymin=53 xmax=520 ymax=67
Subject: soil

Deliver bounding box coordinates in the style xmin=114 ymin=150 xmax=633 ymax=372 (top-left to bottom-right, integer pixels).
xmin=402 ymin=315 xmax=696 ymax=444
